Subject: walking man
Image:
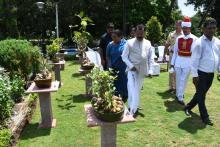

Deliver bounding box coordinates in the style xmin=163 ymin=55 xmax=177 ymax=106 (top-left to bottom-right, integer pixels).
xmin=122 ymin=24 xmax=154 ymax=116
xmin=164 ymin=20 xmax=183 ymax=93
xmin=184 ymin=18 xmax=220 ymax=126
xmin=171 ymin=16 xmax=197 ymax=105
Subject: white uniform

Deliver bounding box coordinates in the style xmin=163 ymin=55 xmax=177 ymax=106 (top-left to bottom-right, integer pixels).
xmin=171 ymin=33 xmax=197 ymax=101
xmin=122 ymin=38 xmax=154 ymax=114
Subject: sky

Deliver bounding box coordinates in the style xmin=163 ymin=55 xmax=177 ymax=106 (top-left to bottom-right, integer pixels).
xmin=178 ymin=0 xmax=197 ymax=17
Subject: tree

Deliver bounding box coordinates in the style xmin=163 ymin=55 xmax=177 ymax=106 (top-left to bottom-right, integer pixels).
xmin=146 ymin=16 xmax=163 ymax=45
xmin=0 ymin=0 xmax=179 ymax=40
xmin=0 ymin=0 xmax=19 ymax=39
xmin=187 ymin=0 xmax=220 ymax=27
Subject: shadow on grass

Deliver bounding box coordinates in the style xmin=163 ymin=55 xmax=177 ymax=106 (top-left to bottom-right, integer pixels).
xmin=61 ymin=94 xmax=91 ymax=103
xmin=20 ymin=123 xmax=51 ymax=140
xmin=72 ymin=73 xmax=82 ymax=77
xmin=135 ymin=111 xmax=145 ymax=118
xmin=164 ymin=100 xmax=184 ymax=112
xmin=157 ymin=90 xmax=174 ymax=99
xmin=57 ymin=102 xmax=76 ymax=110
xmin=56 ymin=94 xmax=90 ymax=110
xmin=178 ymin=113 xmax=206 ymax=134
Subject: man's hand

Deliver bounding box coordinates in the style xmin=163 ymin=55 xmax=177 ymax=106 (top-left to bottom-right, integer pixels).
xmin=193 ymin=77 xmax=199 ymax=87
xmin=131 ymin=67 xmax=137 ymax=71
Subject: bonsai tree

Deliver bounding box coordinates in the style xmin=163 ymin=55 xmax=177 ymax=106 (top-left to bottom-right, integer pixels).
xmin=72 ymin=11 xmax=94 ymax=58
xmin=81 ymin=57 xmax=95 ymax=70
xmin=47 ymin=38 xmax=63 ymax=62
xmin=146 ymin=16 xmax=163 ymax=45
xmin=34 ymin=56 xmax=52 ymax=88
xmin=89 ymin=68 xmax=124 ymax=122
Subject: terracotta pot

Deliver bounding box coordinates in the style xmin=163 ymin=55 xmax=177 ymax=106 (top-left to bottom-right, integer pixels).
xmin=93 ymin=106 xmax=124 ymax=122
xmin=52 ymin=57 xmax=60 ymax=63
xmin=34 ymin=78 xmax=52 ymax=88
xmin=91 ymin=97 xmax=124 ymax=122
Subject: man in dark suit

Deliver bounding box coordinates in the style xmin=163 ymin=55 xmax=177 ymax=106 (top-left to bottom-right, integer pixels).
xmin=99 ymin=23 xmax=114 ymax=70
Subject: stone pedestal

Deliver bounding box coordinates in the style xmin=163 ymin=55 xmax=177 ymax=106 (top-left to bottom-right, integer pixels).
xmin=85 ymin=75 xmax=92 ymax=98
xmin=56 ymin=53 xmax=65 ymax=70
xmin=84 ymin=104 xmax=135 ymax=147
xmin=60 ymin=60 xmax=65 ymax=71
xmin=26 ymin=81 xmax=59 ymax=128
xmin=51 ymin=61 xmax=65 ymax=87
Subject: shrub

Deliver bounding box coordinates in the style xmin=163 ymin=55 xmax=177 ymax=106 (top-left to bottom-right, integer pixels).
xmin=0 ymin=128 xmax=11 ymax=147
xmin=0 ymin=74 xmax=13 ymax=125
xmin=146 ymin=16 xmax=163 ymax=45
xmin=47 ymin=38 xmax=63 ymax=60
xmin=10 ymin=75 xmax=25 ymax=103
xmin=0 ymin=39 xmax=41 ymax=81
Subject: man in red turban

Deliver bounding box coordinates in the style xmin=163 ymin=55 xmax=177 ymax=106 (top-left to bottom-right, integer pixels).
xmin=171 ymin=16 xmax=197 ymax=105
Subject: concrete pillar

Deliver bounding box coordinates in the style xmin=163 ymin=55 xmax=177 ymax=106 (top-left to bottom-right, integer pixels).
xmin=54 ymin=64 xmax=61 ymax=87
xmin=38 ymin=92 xmax=53 ymax=128
xmin=101 ymin=124 xmax=117 ymax=147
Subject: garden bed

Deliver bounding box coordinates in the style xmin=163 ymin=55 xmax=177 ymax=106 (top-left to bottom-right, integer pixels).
xmin=9 ymin=94 xmax=38 ymax=146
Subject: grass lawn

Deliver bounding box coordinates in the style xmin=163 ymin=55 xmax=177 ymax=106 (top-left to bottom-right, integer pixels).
xmin=17 ymin=61 xmax=220 ymax=147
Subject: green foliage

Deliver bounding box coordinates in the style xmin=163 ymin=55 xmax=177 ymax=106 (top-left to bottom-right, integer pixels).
xmin=89 ymin=68 xmax=121 ymax=112
xmin=27 ymin=94 xmax=38 ymax=107
xmin=35 ymin=57 xmax=52 ymax=80
xmin=73 ymin=31 xmax=91 ymax=50
xmin=89 ymin=68 xmax=116 ymax=99
xmin=47 ymin=38 xmax=63 ymax=60
xmin=74 ymin=11 xmax=94 ymax=32
xmin=0 ymin=74 xmax=13 ymax=125
xmin=146 ymin=16 xmax=163 ymax=45
xmin=10 ymin=75 xmax=25 ymax=103
xmin=72 ymin=11 xmax=93 ymax=50
xmin=191 ymin=13 xmax=202 ymax=36
xmin=187 ymin=0 xmax=220 ymax=28
xmin=0 ymin=73 xmax=25 ymax=125
xmin=0 ymin=39 xmax=41 ymax=81
xmin=0 ymin=128 xmax=11 ymax=147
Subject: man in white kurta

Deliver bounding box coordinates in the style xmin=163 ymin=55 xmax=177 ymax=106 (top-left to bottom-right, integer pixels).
xmin=171 ymin=16 xmax=197 ymax=105
xmin=122 ymin=24 xmax=154 ymax=116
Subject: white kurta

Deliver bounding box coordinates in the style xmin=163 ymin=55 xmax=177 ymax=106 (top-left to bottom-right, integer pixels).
xmin=122 ymin=38 xmax=154 ymax=114
xmin=171 ymin=33 xmax=197 ymax=100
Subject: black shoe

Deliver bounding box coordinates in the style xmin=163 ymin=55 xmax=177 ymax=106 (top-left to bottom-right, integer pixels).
xmin=175 ymin=97 xmax=185 ymax=105
xmin=133 ymin=110 xmax=138 ymax=118
xmin=203 ymin=118 xmax=213 ymax=126
xmin=184 ymin=107 xmax=192 ymax=116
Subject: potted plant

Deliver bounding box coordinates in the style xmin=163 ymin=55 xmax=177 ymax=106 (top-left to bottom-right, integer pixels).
xmin=81 ymin=57 xmax=95 ymax=70
xmin=34 ymin=58 xmax=52 ymax=88
xmin=71 ymin=11 xmax=93 ymax=63
xmin=47 ymin=38 xmax=63 ymax=63
xmin=89 ymin=68 xmax=124 ymax=122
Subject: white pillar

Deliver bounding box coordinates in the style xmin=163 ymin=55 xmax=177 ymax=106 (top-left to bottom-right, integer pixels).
xmin=55 ymin=3 xmax=59 ymax=38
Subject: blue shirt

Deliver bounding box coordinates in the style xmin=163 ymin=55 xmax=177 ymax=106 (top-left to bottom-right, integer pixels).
xmin=106 ymin=39 xmax=127 ymax=68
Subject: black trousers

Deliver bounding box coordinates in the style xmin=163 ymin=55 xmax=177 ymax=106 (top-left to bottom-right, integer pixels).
xmin=187 ymin=70 xmax=214 ymax=120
